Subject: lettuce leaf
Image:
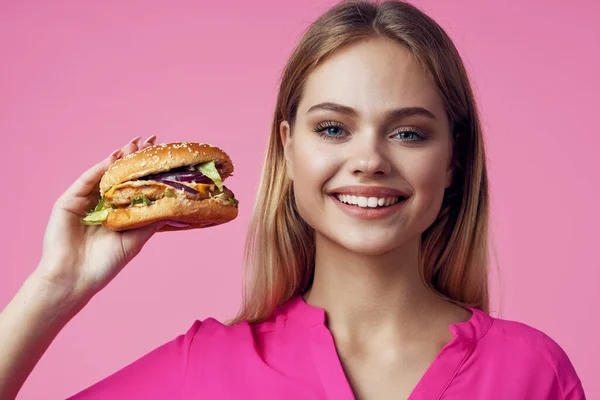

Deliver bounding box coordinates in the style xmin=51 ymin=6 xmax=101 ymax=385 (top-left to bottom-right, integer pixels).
xmin=93 ymin=198 xmax=106 ymax=212
xmin=82 ymin=209 xmax=110 ymax=225
xmin=196 ymin=161 xmax=223 ymax=191
xmin=83 ymin=199 xmax=110 ymax=225
xmin=131 ymin=194 xmax=152 ymax=206
xmin=213 ymin=193 xmax=239 ymax=207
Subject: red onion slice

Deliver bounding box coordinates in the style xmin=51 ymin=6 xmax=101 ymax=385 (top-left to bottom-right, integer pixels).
xmin=161 ymin=180 xmax=199 ymax=195
xmin=144 ymin=171 xmax=212 ymax=183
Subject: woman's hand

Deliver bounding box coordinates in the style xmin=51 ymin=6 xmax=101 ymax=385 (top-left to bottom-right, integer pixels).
xmin=35 ymin=135 xmax=162 ymax=302
xmin=0 ymin=135 xmax=175 ymax=400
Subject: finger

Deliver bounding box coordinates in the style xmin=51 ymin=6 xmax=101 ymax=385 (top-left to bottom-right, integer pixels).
xmin=109 ymin=148 xmax=122 ymax=158
xmin=62 ymin=151 xmax=120 ymax=199
xmin=140 ymin=135 xmax=157 ymax=149
xmin=162 ymin=221 xmax=190 ymax=228
xmin=129 ymin=136 xmax=142 ymax=146
xmin=120 ymin=136 xmax=142 ymax=157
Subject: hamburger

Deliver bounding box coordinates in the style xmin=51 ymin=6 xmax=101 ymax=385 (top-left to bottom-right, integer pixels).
xmin=83 ymin=142 xmax=238 ymax=231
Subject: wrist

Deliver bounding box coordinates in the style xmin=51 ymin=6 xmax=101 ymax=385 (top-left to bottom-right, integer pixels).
xmin=25 ymin=270 xmax=91 ymax=320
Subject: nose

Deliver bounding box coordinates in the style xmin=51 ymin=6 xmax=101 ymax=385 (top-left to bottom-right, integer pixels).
xmin=347 ymin=136 xmax=392 ymax=177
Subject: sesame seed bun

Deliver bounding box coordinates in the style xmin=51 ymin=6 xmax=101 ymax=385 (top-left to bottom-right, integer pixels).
xmin=100 ymin=142 xmax=233 ymax=196
xmin=102 ymin=195 xmax=238 ymax=231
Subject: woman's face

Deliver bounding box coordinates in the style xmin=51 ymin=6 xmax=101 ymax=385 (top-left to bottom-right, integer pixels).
xmin=281 ymin=37 xmax=453 ymax=255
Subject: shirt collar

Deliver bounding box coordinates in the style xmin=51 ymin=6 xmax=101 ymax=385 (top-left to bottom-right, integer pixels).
xmin=281 ymin=295 xmax=493 ymax=342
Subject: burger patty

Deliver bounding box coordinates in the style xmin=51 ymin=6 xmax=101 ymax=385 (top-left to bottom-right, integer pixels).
xmin=110 ymin=182 xmax=174 ymax=206
xmin=106 ymin=180 xmax=234 ymax=207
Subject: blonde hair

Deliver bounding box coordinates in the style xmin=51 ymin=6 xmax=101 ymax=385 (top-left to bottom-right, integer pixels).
xmin=230 ymin=0 xmax=492 ymax=324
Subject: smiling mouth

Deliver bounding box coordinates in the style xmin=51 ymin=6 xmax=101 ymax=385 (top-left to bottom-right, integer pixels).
xmin=333 ymin=194 xmax=406 ymax=208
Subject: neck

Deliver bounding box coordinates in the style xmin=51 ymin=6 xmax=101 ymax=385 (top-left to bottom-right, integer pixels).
xmin=304 ymin=232 xmax=458 ymax=341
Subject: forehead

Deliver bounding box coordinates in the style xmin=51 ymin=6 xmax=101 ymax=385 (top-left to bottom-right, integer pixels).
xmin=299 ymin=37 xmax=445 ymax=120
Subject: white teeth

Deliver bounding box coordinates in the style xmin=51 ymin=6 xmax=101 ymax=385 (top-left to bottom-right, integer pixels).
xmin=367 ymin=197 xmax=378 ymax=207
xmin=336 ymin=194 xmax=402 ymax=208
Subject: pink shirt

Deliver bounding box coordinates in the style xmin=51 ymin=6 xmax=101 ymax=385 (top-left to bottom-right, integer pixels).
xmin=68 ymin=296 xmax=585 ymax=399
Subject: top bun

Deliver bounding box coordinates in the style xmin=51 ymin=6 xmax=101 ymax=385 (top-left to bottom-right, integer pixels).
xmin=100 ymin=142 xmax=234 ymax=195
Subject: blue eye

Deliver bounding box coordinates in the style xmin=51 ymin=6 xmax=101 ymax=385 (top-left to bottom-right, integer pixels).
xmin=394 ymin=129 xmax=425 ymax=142
xmin=398 ymin=131 xmax=417 ymax=140
xmin=313 ymin=121 xmax=426 ymax=142
xmin=313 ymin=121 xmax=346 ymax=139
xmin=324 ymin=126 xmax=343 ymax=136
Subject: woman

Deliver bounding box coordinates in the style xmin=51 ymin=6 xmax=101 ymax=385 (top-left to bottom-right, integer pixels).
xmin=0 ymin=1 xmax=585 ymax=399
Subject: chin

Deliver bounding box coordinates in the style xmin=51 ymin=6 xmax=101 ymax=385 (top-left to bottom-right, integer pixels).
xmin=322 ymin=229 xmax=416 ymax=256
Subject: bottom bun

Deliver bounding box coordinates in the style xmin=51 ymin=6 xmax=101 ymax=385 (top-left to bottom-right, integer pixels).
xmin=102 ymin=196 xmax=238 ymax=231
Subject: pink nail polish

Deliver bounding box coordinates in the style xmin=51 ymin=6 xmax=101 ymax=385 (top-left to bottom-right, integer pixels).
xmin=109 ymin=149 xmax=122 ymax=158
xmin=144 ymin=135 xmax=157 ymax=144
xmin=129 ymin=136 xmax=142 ymax=145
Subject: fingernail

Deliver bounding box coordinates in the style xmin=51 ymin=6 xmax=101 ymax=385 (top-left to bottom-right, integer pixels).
xmin=165 ymin=221 xmax=190 ymax=228
xmin=129 ymin=136 xmax=142 ymax=145
xmin=109 ymin=149 xmax=122 ymax=158
xmin=143 ymin=135 xmax=156 ymax=144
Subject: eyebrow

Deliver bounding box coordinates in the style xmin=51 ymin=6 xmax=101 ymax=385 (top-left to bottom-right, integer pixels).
xmin=306 ymin=101 xmax=437 ymax=121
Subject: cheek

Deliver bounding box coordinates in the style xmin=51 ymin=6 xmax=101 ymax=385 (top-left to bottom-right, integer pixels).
xmin=291 ymin=141 xmax=339 ymax=192
xmin=404 ymin=151 xmax=449 ymax=220
xmin=409 ymin=160 xmax=448 ymax=191
xmin=289 ymin=141 xmax=340 ymax=223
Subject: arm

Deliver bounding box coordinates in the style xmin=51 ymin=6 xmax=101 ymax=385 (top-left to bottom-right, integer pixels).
xmin=0 ymin=272 xmax=86 ymax=400
xmin=0 ymin=136 xmax=159 ymax=400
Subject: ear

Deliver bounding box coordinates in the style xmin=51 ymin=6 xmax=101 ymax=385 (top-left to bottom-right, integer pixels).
xmin=280 ymin=120 xmax=294 ymax=180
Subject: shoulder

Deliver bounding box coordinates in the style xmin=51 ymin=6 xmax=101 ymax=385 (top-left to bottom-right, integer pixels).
xmin=486 ymin=315 xmax=572 ymax=367
xmin=65 ymin=318 xmax=254 ymax=399
xmin=476 ymin=312 xmax=585 ymax=398
xmin=186 ymin=317 xmax=251 ymax=342
xmin=183 ymin=313 xmax=282 ymax=351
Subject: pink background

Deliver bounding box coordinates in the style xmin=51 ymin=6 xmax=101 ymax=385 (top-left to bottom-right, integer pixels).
xmin=1 ymin=0 xmax=598 ymax=398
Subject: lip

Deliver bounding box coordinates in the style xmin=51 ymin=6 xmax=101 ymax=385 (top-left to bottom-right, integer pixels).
xmin=330 ymin=194 xmax=408 ymax=220
xmin=328 ymin=185 xmax=410 ymax=198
